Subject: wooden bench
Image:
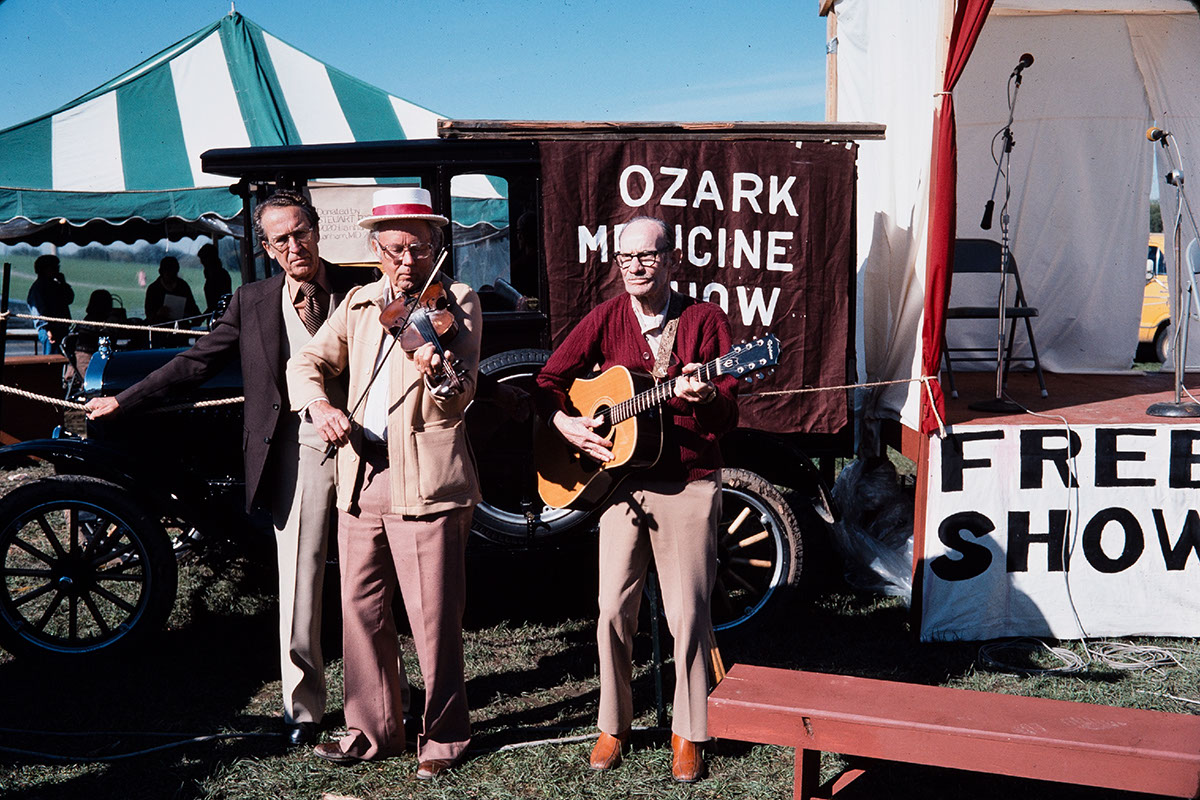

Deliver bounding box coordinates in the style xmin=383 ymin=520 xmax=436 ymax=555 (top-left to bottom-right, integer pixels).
xmin=708 ymin=664 xmax=1200 ymax=799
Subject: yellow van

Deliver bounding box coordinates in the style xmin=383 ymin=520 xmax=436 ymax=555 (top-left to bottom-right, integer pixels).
xmin=1140 ymin=233 xmax=1170 ymax=362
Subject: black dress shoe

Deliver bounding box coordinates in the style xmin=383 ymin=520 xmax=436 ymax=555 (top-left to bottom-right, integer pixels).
xmin=285 ymin=722 xmax=317 ymax=746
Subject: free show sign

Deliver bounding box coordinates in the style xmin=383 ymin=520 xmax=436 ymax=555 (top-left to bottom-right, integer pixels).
xmin=922 ymin=423 xmax=1200 ymax=641
xmin=539 ymin=139 xmax=857 ymax=436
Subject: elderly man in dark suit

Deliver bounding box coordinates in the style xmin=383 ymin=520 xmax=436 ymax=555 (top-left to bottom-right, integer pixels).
xmin=84 ymin=190 xmax=370 ymax=747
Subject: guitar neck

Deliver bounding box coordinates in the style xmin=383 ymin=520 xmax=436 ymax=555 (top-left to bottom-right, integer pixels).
xmin=607 ymin=356 xmax=722 ymax=424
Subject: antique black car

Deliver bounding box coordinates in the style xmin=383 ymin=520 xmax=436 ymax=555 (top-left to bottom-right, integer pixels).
xmin=0 ymin=123 xmax=869 ymax=660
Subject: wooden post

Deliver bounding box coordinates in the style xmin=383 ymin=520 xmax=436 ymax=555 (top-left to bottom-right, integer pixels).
xmin=821 ymin=1 xmax=838 ymax=122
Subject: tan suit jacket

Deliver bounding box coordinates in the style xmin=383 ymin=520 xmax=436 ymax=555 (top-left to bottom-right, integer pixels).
xmin=286 ymin=273 xmax=482 ymax=516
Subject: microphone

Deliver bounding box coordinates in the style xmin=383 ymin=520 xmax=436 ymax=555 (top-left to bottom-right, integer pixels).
xmin=1146 ymin=127 xmax=1171 ymax=143
xmin=1013 ymin=53 xmax=1034 ymax=74
xmin=981 ymin=200 xmax=995 ymax=230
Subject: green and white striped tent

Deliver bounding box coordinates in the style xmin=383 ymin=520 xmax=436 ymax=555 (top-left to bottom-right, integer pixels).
xmin=0 ymin=11 xmax=503 ymax=245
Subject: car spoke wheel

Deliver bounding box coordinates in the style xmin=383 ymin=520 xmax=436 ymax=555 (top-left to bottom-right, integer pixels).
xmin=713 ymin=468 xmax=803 ymax=632
xmin=0 ymin=476 xmax=175 ymax=659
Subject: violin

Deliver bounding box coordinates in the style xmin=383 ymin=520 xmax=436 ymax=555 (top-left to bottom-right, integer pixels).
xmin=379 ymin=278 xmax=467 ymax=396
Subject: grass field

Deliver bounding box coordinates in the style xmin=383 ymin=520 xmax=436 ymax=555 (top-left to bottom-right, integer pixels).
xmin=0 ymin=458 xmax=1196 ymax=800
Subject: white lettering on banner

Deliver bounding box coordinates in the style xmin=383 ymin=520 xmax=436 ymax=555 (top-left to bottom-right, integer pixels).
xmin=614 ymin=163 xmax=800 ymax=217
xmin=578 ymin=224 xmax=794 ymax=272
xmin=693 ymin=170 xmax=724 ymax=210
xmin=619 ymin=165 xmax=654 ymax=207
xmin=688 ymin=226 xmax=712 ymax=267
xmin=769 ymin=175 xmax=798 ymax=215
xmin=767 ymin=232 xmax=793 ymax=272
xmin=921 ymin=425 xmax=1200 ymax=641
xmin=579 ymin=225 xmax=608 ymax=262
xmin=733 ymin=230 xmax=760 ymax=269
xmin=732 ymin=172 xmax=764 ymax=213
xmin=671 ymin=280 xmax=780 ymax=326
xmin=660 ymin=166 xmax=688 ymax=207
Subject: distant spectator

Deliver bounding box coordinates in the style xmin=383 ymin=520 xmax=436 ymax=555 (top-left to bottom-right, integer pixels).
xmin=70 ymin=290 xmax=120 ymax=384
xmin=200 ymin=243 xmax=233 ymax=314
xmin=76 ymin=290 xmax=116 ymax=354
xmin=26 ymin=254 xmax=74 ymax=354
xmin=145 ymin=256 xmax=200 ymax=325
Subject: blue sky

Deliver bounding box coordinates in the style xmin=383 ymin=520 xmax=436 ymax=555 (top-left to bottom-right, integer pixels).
xmin=0 ymin=0 xmax=830 ymax=131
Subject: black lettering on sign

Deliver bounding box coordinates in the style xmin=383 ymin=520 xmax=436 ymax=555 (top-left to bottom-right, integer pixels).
xmin=1151 ymin=509 xmax=1200 ymax=571
xmin=1169 ymin=431 xmax=1200 ymax=488
xmin=1095 ymin=428 xmax=1156 ymax=487
xmin=1006 ymin=509 xmax=1069 ymax=572
xmin=931 ymin=511 xmax=994 ymax=581
xmin=1019 ymin=429 xmax=1080 ymax=489
xmin=941 ymin=430 xmax=1004 ymax=492
xmin=1082 ymin=508 xmax=1144 ymax=573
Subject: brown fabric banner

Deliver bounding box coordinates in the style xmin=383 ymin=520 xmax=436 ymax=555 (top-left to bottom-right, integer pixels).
xmin=540 ymin=139 xmax=856 ymax=435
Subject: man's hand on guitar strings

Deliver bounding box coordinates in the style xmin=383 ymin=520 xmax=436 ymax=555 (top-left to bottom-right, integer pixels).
xmin=551 ymin=411 xmax=613 ymax=463
xmin=674 ymin=363 xmax=717 ymax=404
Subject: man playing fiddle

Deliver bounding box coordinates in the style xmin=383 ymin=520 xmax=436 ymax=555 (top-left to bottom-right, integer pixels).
xmin=534 ymin=216 xmax=738 ymax=783
xmin=286 ymin=187 xmax=481 ymax=780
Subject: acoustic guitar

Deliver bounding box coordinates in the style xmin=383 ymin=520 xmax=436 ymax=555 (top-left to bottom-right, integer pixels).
xmin=535 ymin=334 xmax=781 ymax=510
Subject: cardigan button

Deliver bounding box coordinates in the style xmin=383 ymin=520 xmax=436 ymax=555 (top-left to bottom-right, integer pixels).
xmin=263 ymin=436 xmax=271 ymax=444
xmin=272 ymin=403 xmax=280 ymax=411
xmin=643 ymin=352 xmax=651 ymax=360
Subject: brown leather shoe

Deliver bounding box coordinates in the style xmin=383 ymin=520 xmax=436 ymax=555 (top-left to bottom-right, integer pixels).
xmin=312 ymin=741 xmax=361 ymax=766
xmin=416 ymin=759 xmax=455 ymax=780
xmin=670 ymin=733 xmax=703 ymax=783
xmin=588 ymin=730 xmax=629 ymax=770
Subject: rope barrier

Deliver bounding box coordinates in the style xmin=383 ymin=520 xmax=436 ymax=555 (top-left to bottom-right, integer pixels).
xmin=0 ymin=309 xmax=211 ymax=336
xmin=756 ymin=375 xmax=948 ymax=438
xmin=0 ymin=383 xmax=243 ymax=413
xmin=0 ymin=368 xmax=947 ymax=429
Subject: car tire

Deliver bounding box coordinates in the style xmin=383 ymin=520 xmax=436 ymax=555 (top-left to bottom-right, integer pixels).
xmin=0 ymin=475 xmax=176 ymax=659
xmin=1155 ymin=322 xmax=1171 ymax=364
xmin=469 ymin=349 xmax=594 ymax=544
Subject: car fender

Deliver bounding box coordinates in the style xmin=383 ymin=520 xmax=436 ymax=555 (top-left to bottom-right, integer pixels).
xmin=0 ymin=438 xmax=209 ymax=527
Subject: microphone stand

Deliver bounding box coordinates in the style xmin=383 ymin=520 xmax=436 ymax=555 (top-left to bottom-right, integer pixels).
xmin=970 ymin=65 xmax=1028 ymax=413
xmin=1147 ymin=134 xmax=1200 ymax=417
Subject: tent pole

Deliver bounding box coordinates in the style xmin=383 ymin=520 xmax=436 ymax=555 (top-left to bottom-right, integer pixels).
xmin=237 ymin=182 xmax=255 ymax=284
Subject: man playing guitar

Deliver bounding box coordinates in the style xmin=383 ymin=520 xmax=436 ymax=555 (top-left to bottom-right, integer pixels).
xmin=534 ymin=216 xmax=739 ymax=783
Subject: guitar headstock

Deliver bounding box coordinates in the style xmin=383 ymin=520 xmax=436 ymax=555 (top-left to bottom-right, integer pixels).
xmin=718 ymin=334 xmax=781 ymax=383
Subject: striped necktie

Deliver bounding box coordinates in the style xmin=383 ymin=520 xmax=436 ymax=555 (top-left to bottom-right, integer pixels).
xmin=299 ymin=282 xmax=327 ymax=336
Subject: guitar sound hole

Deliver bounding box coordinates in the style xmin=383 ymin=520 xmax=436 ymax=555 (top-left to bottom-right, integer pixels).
xmin=593 ymin=408 xmax=612 ymax=441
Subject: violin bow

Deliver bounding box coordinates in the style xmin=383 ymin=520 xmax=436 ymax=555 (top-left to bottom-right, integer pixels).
xmin=320 ymin=249 xmax=448 ymax=464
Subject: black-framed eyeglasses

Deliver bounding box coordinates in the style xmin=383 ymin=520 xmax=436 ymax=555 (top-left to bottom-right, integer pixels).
xmin=267 ymin=226 xmax=315 ymax=250
xmin=614 ymin=248 xmax=668 ymax=269
xmin=377 ymin=242 xmax=433 ymax=261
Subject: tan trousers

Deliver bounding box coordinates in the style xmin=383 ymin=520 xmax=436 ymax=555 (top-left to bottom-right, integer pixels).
xmin=270 ymin=438 xmax=336 ymax=725
xmin=335 ymin=448 xmax=472 ymax=762
xmin=597 ymin=473 xmax=720 ymax=743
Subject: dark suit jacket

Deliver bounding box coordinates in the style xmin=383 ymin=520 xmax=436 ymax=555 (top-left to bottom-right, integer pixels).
xmin=116 ymin=261 xmax=365 ymax=512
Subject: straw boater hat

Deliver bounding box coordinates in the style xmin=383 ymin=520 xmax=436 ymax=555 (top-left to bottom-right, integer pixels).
xmin=357 ymin=187 xmax=448 ymax=228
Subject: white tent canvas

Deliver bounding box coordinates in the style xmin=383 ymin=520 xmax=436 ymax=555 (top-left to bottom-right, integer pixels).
xmin=0 ymin=12 xmax=502 ymax=245
xmin=831 ymin=0 xmax=1200 ymax=434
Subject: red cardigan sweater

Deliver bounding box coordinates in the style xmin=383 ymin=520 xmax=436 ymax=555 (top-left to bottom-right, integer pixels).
xmin=535 ymin=293 xmax=739 ymax=484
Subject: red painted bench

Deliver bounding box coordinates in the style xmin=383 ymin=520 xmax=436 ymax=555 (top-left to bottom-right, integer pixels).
xmin=707 ymin=664 xmax=1200 ymax=799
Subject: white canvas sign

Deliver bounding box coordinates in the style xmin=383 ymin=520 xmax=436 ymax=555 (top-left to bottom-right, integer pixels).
xmin=922 ymin=424 xmax=1200 ymax=641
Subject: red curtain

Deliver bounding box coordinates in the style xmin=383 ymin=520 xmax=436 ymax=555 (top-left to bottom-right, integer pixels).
xmin=920 ymin=0 xmax=994 ymax=434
